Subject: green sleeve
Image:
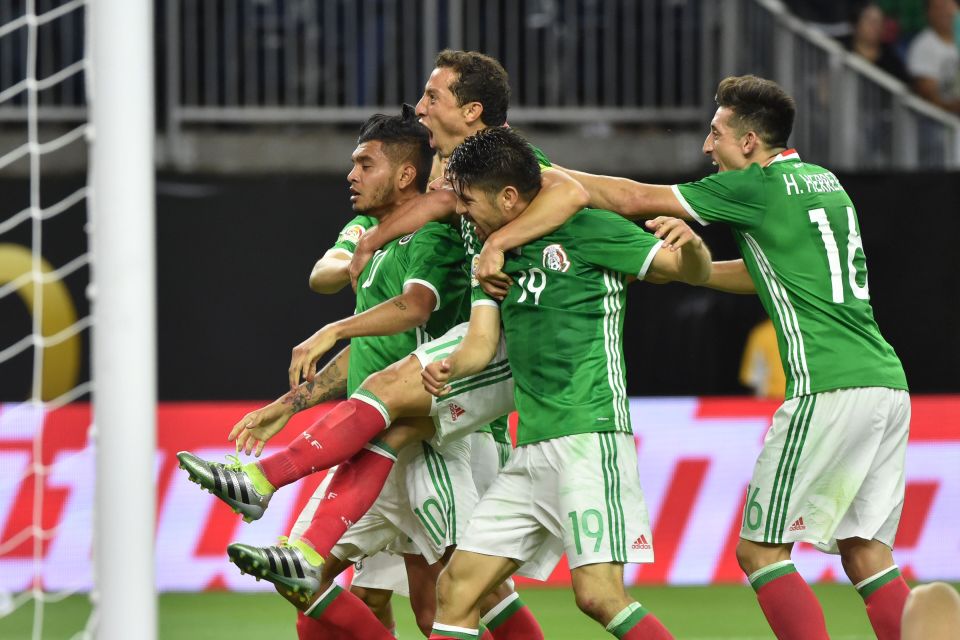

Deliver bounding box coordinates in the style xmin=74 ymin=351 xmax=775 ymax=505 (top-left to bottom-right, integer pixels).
xmin=570 ymin=210 xmax=664 ymax=278
xmin=529 ymin=144 xmax=553 ymax=169
xmin=674 ymin=165 xmax=766 ymax=229
xmin=402 ymin=224 xmax=468 ymax=311
xmin=331 ymin=215 xmax=378 ymax=254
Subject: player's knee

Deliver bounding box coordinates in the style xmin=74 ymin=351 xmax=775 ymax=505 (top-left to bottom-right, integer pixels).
xmin=351 ymin=586 xmax=392 ymax=617
xmin=436 ymin=563 xmax=476 ymax=617
xmin=412 ymin=602 xmax=436 ymax=637
xmin=838 ymin=538 xmax=893 ymax=584
xmin=573 ymin=585 xmax=614 ymax=623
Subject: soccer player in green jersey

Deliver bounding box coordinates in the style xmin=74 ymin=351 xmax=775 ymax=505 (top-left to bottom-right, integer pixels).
xmin=479 ymin=75 xmax=911 ymax=640
xmin=420 ymin=127 xmax=713 ymax=640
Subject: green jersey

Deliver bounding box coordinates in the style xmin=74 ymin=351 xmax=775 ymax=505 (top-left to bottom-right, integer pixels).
xmin=484 ymin=209 xmax=663 ymax=446
xmin=674 ymin=150 xmax=907 ymax=398
xmin=331 ymin=214 xmax=377 ymax=255
xmin=348 ymin=222 xmax=468 ymax=393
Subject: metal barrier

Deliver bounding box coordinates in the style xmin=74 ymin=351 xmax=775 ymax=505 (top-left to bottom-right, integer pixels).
xmin=2 ymin=0 xmax=959 ymax=170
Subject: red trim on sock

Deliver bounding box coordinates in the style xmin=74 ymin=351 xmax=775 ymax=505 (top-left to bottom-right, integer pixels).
xmin=298 ymin=447 xmax=395 ymax=557
xmin=755 ymin=571 xmax=829 ymax=640
xmin=259 ymin=398 xmax=387 ymax=488
xmin=864 ymin=576 xmax=910 ymax=640
xmin=489 ymin=605 xmax=544 ymax=639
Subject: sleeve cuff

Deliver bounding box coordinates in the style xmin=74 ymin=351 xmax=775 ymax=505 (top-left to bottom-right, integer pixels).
xmin=671 ymin=185 xmax=709 ymax=227
xmin=472 ymin=299 xmax=500 ymax=308
xmin=637 ymin=240 xmax=665 ymax=279
xmin=404 ymin=278 xmax=441 ymax=311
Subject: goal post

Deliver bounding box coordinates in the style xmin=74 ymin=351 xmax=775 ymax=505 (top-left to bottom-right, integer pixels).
xmin=90 ymin=0 xmax=157 ymax=638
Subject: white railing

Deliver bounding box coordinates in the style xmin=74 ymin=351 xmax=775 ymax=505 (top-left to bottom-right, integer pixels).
xmin=2 ymin=0 xmax=959 ymax=170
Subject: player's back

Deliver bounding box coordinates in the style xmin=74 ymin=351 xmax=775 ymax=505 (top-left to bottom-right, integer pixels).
xmin=724 ymin=156 xmax=907 ymax=398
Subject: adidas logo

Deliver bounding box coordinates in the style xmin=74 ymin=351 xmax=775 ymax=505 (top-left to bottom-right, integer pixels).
xmin=449 ymin=403 xmax=466 ymax=422
xmin=789 ymin=516 xmax=806 ymax=531
xmin=632 ymin=535 xmax=652 ymax=550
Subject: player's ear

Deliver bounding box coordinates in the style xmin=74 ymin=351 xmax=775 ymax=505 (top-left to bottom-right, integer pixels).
xmin=397 ymin=163 xmax=417 ymax=190
xmin=462 ymin=101 xmax=483 ymax=126
xmin=742 ymin=130 xmax=760 ymax=155
xmin=500 ymin=185 xmax=520 ymax=211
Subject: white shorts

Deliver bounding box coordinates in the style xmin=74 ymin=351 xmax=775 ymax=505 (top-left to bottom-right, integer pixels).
xmin=289 ymin=465 xmax=409 ymax=597
xmin=331 ymin=437 xmax=478 ymax=566
xmin=411 ymin=322 xmax=515 ymax=448
xmin=469 ymin=431 xmax=512 ymax=497
xmin=740 ymin=387 xmax=910 ymax=554
xmin=458 ymin=432 xmax=654 ymax=581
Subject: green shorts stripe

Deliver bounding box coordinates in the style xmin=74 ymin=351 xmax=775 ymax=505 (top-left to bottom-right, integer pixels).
xmin=446 ymin=360 xmax=510 ymax=391
xmin=599 ymin=433 xmax=626 ymax=562
xmin=776 ymin=395 xmax=817 ymax=541
xmin=765 ymin=395 xmax=814 ymax=543
xmin=421 ymin=443 xmax=450 ymax=544
xmin=424 ymin=336 xmax=464 ymax=356
xmin=423 ymin=443 xmax=457 ymax=545
xmin=443 ymin=372 xmax=513 ymax=401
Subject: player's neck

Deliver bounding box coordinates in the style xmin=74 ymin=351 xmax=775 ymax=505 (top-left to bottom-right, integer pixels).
xmin=759 ymin=146 xmax=788 ymax=167
xmin=377 ymin=191 xmax=419 ymax=226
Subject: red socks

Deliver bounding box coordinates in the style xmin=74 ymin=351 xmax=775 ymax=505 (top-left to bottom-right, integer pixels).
xmin=606 ymin=603 xmax=673 ymax=639
xmin=750 ymin=561 xmax=828 ymax=640
xmin=298 ymin=443 xmax=397 ymax=557
xmin=259 ymin=393 xmax=389 ymax=489
xmin=305 ymin=584 xmax=394 ymax=639
xmin=481 ymin=593 xmax=544 ymax=639
xmin=296 ymin=611 xmax=348 ymax=639
xmin=857 ymin=566 xmax=910 ymax=640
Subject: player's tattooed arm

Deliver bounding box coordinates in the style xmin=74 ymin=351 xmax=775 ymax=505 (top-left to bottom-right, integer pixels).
xmin=230 ymin=347 xmax=351 ymax=457
xmin=702 ymin=259 xmax=756 ymax=294
xmin=348 ymin=190 xmax=457 ymax=288
xmin=422 ymin=305 xmax=500 ymax=396
xmin=289 ymin=283 xmax=436 ymax=388
xmin=553 ymin=167 xmax=688 ymax=221
xmin=477 ymin=169 xmax=589 ymax=297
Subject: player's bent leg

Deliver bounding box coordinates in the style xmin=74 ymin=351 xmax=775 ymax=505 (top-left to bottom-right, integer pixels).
xmin=839 ymin=537 xmax=910 ymax=640
xmin=349 ymin=586 xmax=395 ymax=634
xmin=404 ymin=552 xmax=445 ymax=636
xmin=569 ymin=563 xmax=672 ymax=639
xmin=361 ymin=355 xmax=434 ymax=419
xmin=737 ymin=539 xmax=828 ymax=640
xmin=432 ymin=551 xmax=519 ymax=639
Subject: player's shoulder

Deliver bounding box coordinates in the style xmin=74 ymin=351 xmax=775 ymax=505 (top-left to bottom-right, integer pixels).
xmin=527 ymin=143 xmax=553 ymax=169
xmin=403 ymin=220 xmax=462 ymax=249
xmin=561 ymin=208 xmax=636 ymax=236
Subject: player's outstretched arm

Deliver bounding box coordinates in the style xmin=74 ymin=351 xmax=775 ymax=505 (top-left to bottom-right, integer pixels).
xmin=308 ymin=249 xmax=353 ymax=294
xmin=422 ymin=305 xmax=501 ymax=396
xmin=348 ymin=190 xmax=458 ymax=288
xmin=556 ymin=166 xmax=688 ymax=220
xmin=644 ymin=216 xmax=712 ymax=285
xmin=477 ymin=169 xmax=589 ymax=296
xmin=289 ymin=283 xmax=437 ymax=388
xmin=702 ymin=259 xmax=757 ymax=294
xmin=231 ymin=346 xmax=350 ymax=456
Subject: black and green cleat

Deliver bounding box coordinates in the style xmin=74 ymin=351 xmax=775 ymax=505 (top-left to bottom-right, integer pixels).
xmin=176 ymin=451 xmax=272 ymax=523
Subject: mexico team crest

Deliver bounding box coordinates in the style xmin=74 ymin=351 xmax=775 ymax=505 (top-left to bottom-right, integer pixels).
xmin=337 ymin=224 xmax=366 ymax=245
xmin=542 ymin=244 xmax=570 ymax=272
xmin=399 ymin=232 xmax=415 ymax=245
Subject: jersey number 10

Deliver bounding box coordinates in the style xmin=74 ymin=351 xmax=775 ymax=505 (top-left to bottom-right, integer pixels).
xmin=807 ymin=207 xmax=869 ymax=304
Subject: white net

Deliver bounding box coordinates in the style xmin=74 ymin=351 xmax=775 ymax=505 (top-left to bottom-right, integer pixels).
xmin=0 ymin=1 xmax=93 ymax=639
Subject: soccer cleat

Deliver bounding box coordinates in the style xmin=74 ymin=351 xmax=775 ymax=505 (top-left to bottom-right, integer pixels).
xmin=227 ymin=539 xmax=323 ymax=604
xmin=176 ymin=451 xmax=272 ymax=522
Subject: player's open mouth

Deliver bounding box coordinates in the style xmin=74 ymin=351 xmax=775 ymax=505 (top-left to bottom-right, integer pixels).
xmin=349 ymin=189 xmax=360 ymax=202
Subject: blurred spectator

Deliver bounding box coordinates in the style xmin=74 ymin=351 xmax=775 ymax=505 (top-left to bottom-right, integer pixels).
xmin=738 ymin=319 xmax=785 ymax=399
xmin=877 ymin=0 xmax=928 ymax=38
xmin=840 ymin=2 xmax=910 ymax=83
xmin=907 ymin=0 xmax=960 ymax=113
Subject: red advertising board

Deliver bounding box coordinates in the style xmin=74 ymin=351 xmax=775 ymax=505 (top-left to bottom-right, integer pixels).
xmin=1 ymin=397 xmax=957 ymax=591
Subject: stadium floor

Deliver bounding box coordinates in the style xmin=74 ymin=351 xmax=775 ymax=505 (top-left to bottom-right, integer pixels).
xmin=3 ymin=582 xmax=932 ymax=639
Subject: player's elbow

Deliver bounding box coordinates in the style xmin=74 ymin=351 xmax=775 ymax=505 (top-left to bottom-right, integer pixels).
xmin=309 ymin=270 xmax=345 ymax=294
xmin=562 ymin=178 xmax=590 ymax=211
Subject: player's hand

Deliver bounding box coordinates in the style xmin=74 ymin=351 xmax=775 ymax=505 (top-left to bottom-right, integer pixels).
xmin=422 ymin=358 xmax=454 ymax=397
xmin=477 ymin=243 xmax=512 ymax=300
xmin=349 ymin=230 xmax=378 ymax=291
xmin=228 ymin=401 xmax=292 ymax=457
xmin=645 ymin=216 xmax=701 ymax=252
xmin=289 ymin=326 xmax=338 ymax=389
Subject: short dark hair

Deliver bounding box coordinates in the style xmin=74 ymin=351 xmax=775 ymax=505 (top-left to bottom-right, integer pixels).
xmin=357 ymin=103 xmax=433 ymax=192
xmin=715 ymin=75 xmax=796 ymax=148
xmin=446 ymin=127 xmax=541 ymax=202
xmin=435 ymin=50 xmax=510 ymax=127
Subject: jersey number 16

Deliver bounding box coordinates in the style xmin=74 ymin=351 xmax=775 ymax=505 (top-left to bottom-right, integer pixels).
xmin=808 ymin=207 xmax=869 ymax=304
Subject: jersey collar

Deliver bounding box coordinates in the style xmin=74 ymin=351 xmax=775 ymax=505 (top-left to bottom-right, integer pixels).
xmin=765 ymin=148 xmax=800 ymax=166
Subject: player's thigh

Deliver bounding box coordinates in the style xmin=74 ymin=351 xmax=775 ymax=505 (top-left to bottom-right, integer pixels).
xmin=352 ymin=550 xmax=409 ymax=598
xmin=469 ymin=431 xmax=500 ymax=497
xmin=438 ymin=550 xmax=519 ymax=610
xmin=556 ymin=432 xmax=654 ymax=570
xmin=569 ymin=562 xmax=628 ymax=601
xmin=360 ymin=354 xmax=433 ymax=417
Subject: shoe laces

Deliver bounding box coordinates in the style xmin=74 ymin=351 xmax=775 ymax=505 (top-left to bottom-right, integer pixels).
xmin=224 ymin=454 xmax=243 ymax=472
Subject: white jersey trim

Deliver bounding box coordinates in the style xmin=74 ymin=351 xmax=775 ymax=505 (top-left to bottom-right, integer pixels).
xmin=743 ymin=233 xmax=811 ymax=396
xmin=637 ymin=239 xmax=665 ymax=279
xmin=327 ymin=247 xmax=353 ymax=258
xmin=601 ymin=271 xmax=630 ymax=431
xmin=404 ymin=278 xmax=441 ymax=311
xmin=671 ymin=184 xmax=709 ymax=226
xmin=472 ymin=299 xmax=500 ymax=308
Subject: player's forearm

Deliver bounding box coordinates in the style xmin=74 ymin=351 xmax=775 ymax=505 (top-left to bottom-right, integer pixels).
xmin=278 ymin=346 xmax=350 ymax=414
xmin=447 ymin=306 xmax=501 ymax=379
xmin=484 ymin=170 xmax=589 ymax=252
xmin=363 ymin=191 xmax=457 ymax=251
xmin=703 ymin=259 xmax=756 ymax=294
xmin=675 ymin=236 xmax=713 ymax=285
xmin=327 ymin=293 xmax=432 ymax=341
xmin=558 ymin=167 xmax=684 ymax=220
